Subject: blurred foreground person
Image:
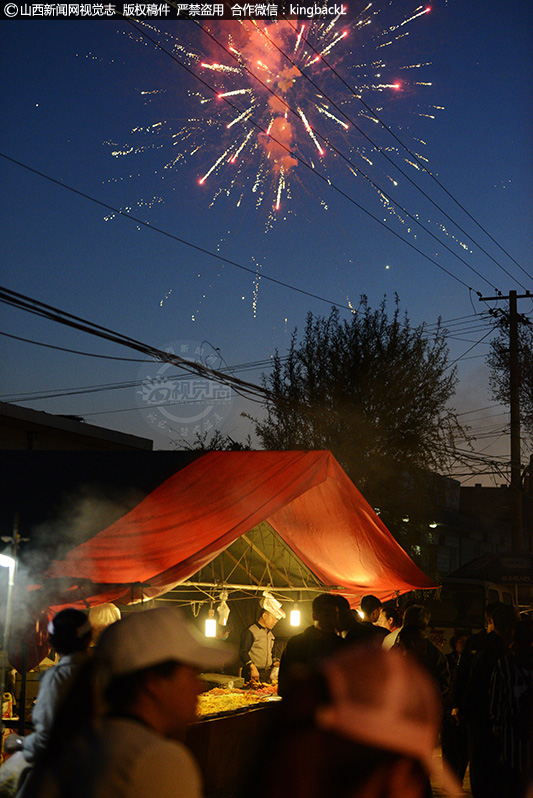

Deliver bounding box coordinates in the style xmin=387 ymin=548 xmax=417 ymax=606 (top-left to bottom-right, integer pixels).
xmin=17 ymin=607 xmax=235 ymax=798
xmin=241 ymin=645 xmax=464 ymax=798
xmin=5 ymin=608 xmax=92 ymax=764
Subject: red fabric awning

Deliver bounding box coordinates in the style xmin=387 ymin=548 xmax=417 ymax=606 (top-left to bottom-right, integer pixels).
xmin=47 ymin=450 xmax=436 ymax=605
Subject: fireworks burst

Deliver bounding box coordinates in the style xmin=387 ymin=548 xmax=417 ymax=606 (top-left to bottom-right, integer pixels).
xmin=109 ymin=5 xmax=437 ymax=228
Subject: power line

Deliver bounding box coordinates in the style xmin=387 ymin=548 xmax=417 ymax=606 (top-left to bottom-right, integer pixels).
xmin=1 ymin=309 xmax=491 ymax=404
xmin=0 ymin=357 xmax=282 ymax=404
xmin=0 ymin=152 xmax=354 ymax=313
xmin=0 ymin=284 xmax=271 ymax=405
xmin=121 ymin=21 xmax=482 ymax=294
xmin=280 ymin=18 xmax=532 ymax=284
xmin=190 ymin=19 xmax=505 ymax=293
xmin=447 ymin=328 xmax=495 ymax=367
xmin=457 ymin=405 xmax=507 ymax=420
xmin=1 ymin=285 xmax=490 ymax=471
xmin=0 ymin=329 xmax=150 ymax=363
xmin=1 ymin=148 xmax=481 ymax=309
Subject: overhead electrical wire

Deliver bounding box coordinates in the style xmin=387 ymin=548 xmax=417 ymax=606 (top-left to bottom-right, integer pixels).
xmin=2 ymin=290 xmax=514 ymax=487
xmin=1 ymin=286 xmax=496 ymax=457
xmin=190 ymin=20 xmax=506 ymax=293
xmin=447 ymin=328 xmax=495 ymax=367
xmin=279 ymin=17 xmax=532 ymax=284
xmin=0 ymin=283 xmax=273 ymax=406
xmin=120 ymin=20 xmax=484 ymax=294
xmin=0 ymin=153 xmax=357 ymax=313
xmin=456 ymin=405 xmax=505 ymax=418
xmin=0 ymin=149 xmax=481 ymax=306
xmin=0 ymin=329 xmax=150 ymax=363
xmin=0 ymin=357 xmax=284 ymax=404
xmin=0 ymin=311 xmax=493 ymax=405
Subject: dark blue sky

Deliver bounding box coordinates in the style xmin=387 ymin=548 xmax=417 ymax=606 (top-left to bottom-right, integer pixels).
xmin=1 ymin=1 xmax=531 ymax=479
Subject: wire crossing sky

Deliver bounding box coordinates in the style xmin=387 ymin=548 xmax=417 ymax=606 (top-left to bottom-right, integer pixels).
xmin=1 ymin=1 xmax=531 ymax=480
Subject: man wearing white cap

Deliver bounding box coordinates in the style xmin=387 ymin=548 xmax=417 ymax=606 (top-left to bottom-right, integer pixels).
xmin=242 ymin=644 xmax=464 ymax=798
xmin=239 ymin=594 xmax=285 ymax=684
xmin=17 ymin=607 xmax=235 ymax=798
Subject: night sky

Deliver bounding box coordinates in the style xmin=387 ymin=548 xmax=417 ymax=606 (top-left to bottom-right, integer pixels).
xmin=1 ymin=1 xmax=532 ymax=483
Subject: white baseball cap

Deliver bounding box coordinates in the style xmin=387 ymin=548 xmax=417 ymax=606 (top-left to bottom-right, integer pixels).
xmin=315 ymin=645 xmax=464 ymax=797
xmin=96 ymin=606 xmax=235 ymax=676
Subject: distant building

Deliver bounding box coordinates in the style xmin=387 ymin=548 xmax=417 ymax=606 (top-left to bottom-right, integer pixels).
xmin=385 ymin=466 xmax=532 ymax=580
xmin=0 ymin=401 xmax=152 ymax=451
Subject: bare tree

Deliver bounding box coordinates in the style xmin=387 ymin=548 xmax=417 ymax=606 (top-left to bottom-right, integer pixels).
xmin=487 ymin=314 xmax=533 ymax=439
xmin=247 ymin=297 xmax=468 ymax=508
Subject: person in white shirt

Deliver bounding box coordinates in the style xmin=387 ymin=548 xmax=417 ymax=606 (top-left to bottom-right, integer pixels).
xmin=17 ymin=607 xmax=235 ymax=798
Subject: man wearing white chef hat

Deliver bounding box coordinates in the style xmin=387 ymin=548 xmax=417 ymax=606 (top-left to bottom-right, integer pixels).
xmin=18 ymin=607 xmax=236 ymax=798
xmin=239 ymin=592 xmax=285 ymax=684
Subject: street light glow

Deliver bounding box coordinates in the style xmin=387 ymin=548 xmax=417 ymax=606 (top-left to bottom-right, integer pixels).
xmin=0 ymin=554 xmax=15 ymax=570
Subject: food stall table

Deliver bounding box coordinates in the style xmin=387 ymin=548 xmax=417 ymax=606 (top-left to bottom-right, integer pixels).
xmin=187 ymin=700 xmax=280 ymax=798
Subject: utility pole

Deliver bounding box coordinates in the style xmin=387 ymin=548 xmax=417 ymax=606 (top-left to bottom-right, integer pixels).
xmin=481 ymin=290 xmax=532 ymax=550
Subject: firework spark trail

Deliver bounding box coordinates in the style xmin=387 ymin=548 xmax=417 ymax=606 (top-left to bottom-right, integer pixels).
xmin=200 ymin=62 xmax=240 ymax=73
xmin=115 ymin=8 xmax=437 ymax=223
xmin=218 ymin=88 xmax=253 ymax=98
xmin=294 ymin=24 xmax=305 ymax=54
xmin=308 ymin=30 xmax=348 ymax=64
xmin=316 ymin=105 xmax=349 ymax=129
xmin=275 ymin=167 xmax=285 ymax=211
xmin=199 ymin=147 xmax=234 ymax=184
xmin=231 ymin=129 xmax=254 ymax=162
xmin=227 ymin=107 xmax=254 ymax=130
xmin=183 ymin=17 xmax=396 ymax=209
xmin=297 ymin=107 xmax=325 ymax=156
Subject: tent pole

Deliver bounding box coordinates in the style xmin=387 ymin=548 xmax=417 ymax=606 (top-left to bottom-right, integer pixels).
xmin=18 ymin=642 xmax=27 ymax=736
xmin=162 ymin=582 xmax=342 ymax=593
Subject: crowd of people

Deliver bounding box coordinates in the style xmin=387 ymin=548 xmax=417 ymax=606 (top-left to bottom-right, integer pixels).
xmin=243 ymin=592 xmax=532 ymax=798
xmin=0 ymin=592 xmax=530 ymax=798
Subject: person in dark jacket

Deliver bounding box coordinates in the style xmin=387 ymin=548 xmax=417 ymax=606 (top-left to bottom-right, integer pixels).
xmin=395 ymin=605 xmax=450 ymax=696
xmin=278 ymin=594 xmax=345 ymax=697
xmin=490 ymin=616 xmax=532 ymax=798
xmin=357 ymin=595 xmax=389 ymax=643
xmin=334 ymin=594 xmax=369 ymax=645
xmin=452 ymin=602 xmax=517 ymax=798
xmin=441 ymin=632 xmax=470 ymax=785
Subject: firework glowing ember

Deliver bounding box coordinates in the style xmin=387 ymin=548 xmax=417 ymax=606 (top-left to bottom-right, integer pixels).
xmin=110 ymin=6 xmax=435 ymax=226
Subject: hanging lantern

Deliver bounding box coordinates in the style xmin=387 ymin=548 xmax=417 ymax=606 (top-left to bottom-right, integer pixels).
xmin=205 ymin=607 xmax=217 ymax=638
xmin=290 ymin=604 xmax=301 ymax=627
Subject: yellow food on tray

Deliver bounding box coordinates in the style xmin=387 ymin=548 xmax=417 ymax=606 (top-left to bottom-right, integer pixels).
xmin=197 ymin=686 xmax=278 ymax=717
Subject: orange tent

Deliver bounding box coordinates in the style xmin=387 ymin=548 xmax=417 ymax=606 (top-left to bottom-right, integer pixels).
xmin=45 ymin=450 xmax=435 ymax=606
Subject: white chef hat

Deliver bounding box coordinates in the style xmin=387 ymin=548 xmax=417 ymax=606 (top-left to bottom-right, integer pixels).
xmin=260 ymin=591 xmax=286 ymax=620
